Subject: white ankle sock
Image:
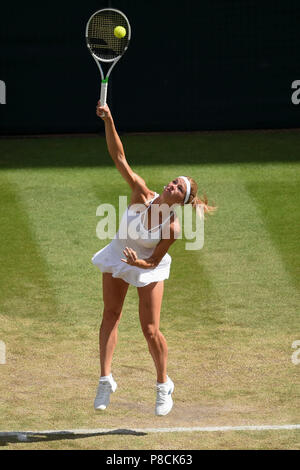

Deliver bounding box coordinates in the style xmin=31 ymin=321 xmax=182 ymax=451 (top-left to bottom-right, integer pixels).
xmin=157 ymin=376 xmax=169 ymax=385
xmin=100 ymin=373 xmax=112 ymax=381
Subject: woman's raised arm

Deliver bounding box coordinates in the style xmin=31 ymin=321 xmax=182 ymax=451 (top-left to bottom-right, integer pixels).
xmin=96 ymin=102 xmax=147 ymax=195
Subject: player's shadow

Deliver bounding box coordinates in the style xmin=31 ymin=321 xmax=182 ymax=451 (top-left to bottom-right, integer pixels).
xmin=0 ymin=429 xmax=147 ymax=447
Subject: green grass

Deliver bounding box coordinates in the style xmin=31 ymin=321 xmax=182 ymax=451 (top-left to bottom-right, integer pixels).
xmin=0 ymin=131 xmax=299 ymax=450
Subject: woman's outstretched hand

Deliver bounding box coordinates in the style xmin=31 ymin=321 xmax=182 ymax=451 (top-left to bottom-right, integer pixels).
xmin=96 ymin=101 xmax=111 ymax=120
xmin=121 ymin=247 xmax=138 ymax=266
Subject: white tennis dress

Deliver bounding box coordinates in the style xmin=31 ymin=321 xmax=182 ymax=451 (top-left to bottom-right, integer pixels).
xmin=91 ymin=193 xmax=173 ymax=287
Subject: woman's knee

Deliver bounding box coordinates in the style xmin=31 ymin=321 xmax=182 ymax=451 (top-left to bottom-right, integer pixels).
xmin=102 ymin=307 xmax=122 ymax=325
xmin=142 ymin=323 xmax=159 ymax=341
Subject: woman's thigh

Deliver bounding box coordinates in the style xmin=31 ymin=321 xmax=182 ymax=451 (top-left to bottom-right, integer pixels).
xmin=102 ymin=273 xmax=129 ymax=315
xmin=137 ymin=281 xmax=164 ymax=329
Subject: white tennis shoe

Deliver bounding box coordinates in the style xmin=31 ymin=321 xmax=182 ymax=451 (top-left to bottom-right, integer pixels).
xmin=155 ymin=376 xmax=174 ymax=416
xmin=94 ymin=374 xmax=117 ymax=411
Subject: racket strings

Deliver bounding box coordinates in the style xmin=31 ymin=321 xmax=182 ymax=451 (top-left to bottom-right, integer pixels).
xmin=87 ymin=11 xmax=129 ymax=60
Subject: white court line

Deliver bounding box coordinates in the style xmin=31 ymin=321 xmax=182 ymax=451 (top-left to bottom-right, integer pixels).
xmin=1 ymin=424 xmax=300 ymax=438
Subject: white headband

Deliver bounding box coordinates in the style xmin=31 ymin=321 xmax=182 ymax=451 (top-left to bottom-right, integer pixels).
xmin=179 ymin=176 xmax=191 ymax=204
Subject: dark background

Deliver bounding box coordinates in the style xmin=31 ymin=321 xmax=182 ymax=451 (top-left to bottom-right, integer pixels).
xmin=0 ymin=0 xmax=299 ymax=134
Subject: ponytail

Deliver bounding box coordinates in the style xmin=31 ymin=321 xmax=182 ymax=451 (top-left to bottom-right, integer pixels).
xmin=192 ymin=192 xmax=217 ymax=217
xmin=183 ymin=176 xmax=217 ymax=219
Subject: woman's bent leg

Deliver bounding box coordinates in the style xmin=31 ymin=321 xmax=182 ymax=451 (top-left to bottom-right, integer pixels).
xmin=137 ymin=281 xmax=168 ymax=384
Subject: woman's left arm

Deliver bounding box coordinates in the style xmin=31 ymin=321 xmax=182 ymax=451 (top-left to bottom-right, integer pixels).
xmin=121 ymin=220 xmax=180 ymax=269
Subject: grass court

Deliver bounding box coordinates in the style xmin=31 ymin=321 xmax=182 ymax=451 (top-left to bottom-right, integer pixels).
xmin=0 ymin=129 xmax=299 ymax=449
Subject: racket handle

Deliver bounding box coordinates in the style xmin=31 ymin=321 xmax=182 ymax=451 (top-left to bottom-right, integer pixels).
xmin=100 ymin=80 xmax=108 ymax=107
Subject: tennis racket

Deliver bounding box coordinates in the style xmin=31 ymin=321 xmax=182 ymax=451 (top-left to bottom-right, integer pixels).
xmin=85 ymin=8 xmax=131 ymax=111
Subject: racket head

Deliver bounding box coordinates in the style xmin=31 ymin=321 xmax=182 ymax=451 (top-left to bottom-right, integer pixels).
xmin=86 ymin=8 xmax=131 ymax=63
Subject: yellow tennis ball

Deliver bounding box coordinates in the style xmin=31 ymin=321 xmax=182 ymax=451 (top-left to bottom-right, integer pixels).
xmin=114 ymin=26 xmax=126 ymax=39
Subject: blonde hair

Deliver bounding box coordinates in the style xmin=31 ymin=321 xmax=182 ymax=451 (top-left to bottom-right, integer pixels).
xmin=184 ymin=176 xmax=217 ymax=218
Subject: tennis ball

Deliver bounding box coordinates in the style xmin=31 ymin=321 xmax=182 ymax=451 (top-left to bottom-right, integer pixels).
xmin=114 ymin=26 xmax=126 ymax=39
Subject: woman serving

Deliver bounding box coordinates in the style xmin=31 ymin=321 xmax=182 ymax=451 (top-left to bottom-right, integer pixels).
xmin=92 ymin=102 xmax=215 ymax=416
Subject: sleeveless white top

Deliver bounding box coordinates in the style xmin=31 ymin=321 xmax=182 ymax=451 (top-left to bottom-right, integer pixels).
xmin=91 ymin=193 xmax=173 ymax=287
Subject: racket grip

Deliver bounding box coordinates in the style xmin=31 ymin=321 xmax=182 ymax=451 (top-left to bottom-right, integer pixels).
xmin=100 ymin=80 xmax=108 ymax=107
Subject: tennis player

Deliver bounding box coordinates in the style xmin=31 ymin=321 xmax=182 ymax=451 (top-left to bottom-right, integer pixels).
xmin=92 ymin=102 xmax=215 ymax=416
